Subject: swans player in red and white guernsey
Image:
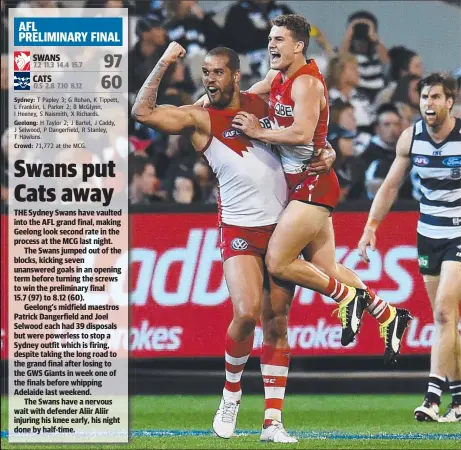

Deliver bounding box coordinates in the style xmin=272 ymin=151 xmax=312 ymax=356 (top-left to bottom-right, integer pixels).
xmin=233 ymin=14 xmax=412 ymax=364
xmin=132 ymin=43 xmax=306 ymax=443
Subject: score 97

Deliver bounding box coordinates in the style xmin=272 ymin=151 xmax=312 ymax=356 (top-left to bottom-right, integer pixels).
xmin=104 ymin=54 xmax=122 ymax=68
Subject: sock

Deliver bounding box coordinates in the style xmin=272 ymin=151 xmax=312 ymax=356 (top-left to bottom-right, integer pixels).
xmin=260 ymin=344 xmax=290 ymax=426
xmin=365 ymin=288 xmax=396 ymax=324
xmin=449 ymin=379 xmax=461 ymax=405
xmin=325 ymin=277 xmax=355 ymax=303
xmin=426 ymin=373 xmax=445 ymax=405
xmin=223 ymin=333 xmax=254 ymax=400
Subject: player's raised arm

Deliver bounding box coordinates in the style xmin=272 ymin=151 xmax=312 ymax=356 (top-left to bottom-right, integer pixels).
xmin=132 ymin=42 xmax=201 ymax=135
xmin=358 ymin=126 xmax=414 ymax=262
xmin=233 ymin=74 xmax=323 ymax=145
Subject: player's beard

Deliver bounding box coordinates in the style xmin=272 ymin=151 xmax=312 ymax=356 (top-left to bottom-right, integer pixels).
xmin=211 ymin=84 xmax=234 ymax=109
xmin=425 ymin=108 xmax=448 ymax=132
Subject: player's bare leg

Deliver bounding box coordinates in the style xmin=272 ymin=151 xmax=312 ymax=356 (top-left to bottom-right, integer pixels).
xmin=213 ymin=255 xmax=264 ymax=438
xmin=303 ymin=218 xmax=412 ymax=363
xmin=415 ymin=275 xmax=442 ymax=421
xmin=431 ymin=262 xmax=461 ymax=422
xmin=266 ymin=201 xmax=369 ymax=345
xmin=259 ymin=274 xmax=297 ymax=443
xmin=416 ymin=262 xmax=461 ymax=422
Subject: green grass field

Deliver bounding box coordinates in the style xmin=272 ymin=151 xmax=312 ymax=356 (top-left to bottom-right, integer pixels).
xmin=1 ymin=395 xmax=460 ymax=449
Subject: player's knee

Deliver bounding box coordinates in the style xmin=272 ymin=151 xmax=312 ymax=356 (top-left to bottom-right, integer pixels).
xmin=234 ymin=309 xmax=259 ymax=334
xmin=265 ymin=252 xmax=287 ymax=280
xmin=261 ymin=314 xmax=288 ymax=343
xmin=433 ymin=304 xmax=456 ymax=327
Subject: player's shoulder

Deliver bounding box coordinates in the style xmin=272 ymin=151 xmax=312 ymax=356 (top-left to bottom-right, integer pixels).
xmin=181 ymin=104 xmax=209 ymax=120
xmin=266 ymin=69 xmax=279 ymax=85
xmin=292 ymin=73 xmax=324 ymax=94
xmin=178 ymin=105 xmax=210 ymax=132
xmin=242 ymin=91 xmax=265 ymax=104
xmin=400 ymin=125 xmax=415 ymax=141
xmin=396 ymin=125 xmax=414 ymax=155
xmin=241 ymin=92 xmax=268 ymax=115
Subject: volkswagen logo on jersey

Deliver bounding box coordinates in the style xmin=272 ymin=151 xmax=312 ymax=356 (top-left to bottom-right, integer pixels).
xmin=222 ymin=128 xmax=243 ymax=139
xmin=413 ymin=155 xmax=430 ymax=166
xmin=231 ymin=238 xmax=249 ymax=251
xmin=443 ymin=156 xmax=461 ymax=167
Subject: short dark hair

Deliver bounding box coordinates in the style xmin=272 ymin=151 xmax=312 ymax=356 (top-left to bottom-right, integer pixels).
xmin=375 ymin=103 xmax=401 ymax=126
xmin=417 ymin=72 xmax=457 ymax=104
xmin=135 ymin=14 xmax=164 ymax=38
xmin=347 ymin=10 xmax=378 ymax=30
xmin=129 ymin=155 xmax=155 ymax=184
xmin=206 ymin=47 xmax=240 ymax=73
xmin=272 ymin=14 xmax=311 ymax=55
xmin=388 ymin=46 xmax=418 ymax=82
xmin=329 ymin=100 xmax=354 ymax=124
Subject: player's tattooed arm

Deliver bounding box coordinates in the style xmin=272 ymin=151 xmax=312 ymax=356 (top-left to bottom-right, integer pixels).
xmin=132 ymin=59 xmax=170 ymax=117
xmin=132 ymin=42 xmax=207 ymax=135
xmin=132 ymin=42 xmax=186 ymax=120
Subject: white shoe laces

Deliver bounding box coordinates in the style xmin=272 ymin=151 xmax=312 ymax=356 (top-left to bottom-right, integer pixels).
xmin=220 ymin=399 xmax=238 ymax=423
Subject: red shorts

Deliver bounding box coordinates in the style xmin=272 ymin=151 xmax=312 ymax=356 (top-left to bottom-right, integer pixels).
xmin=285 ymin=170 xmax=340 ymax=212
xmin=219 ymin=223 xmax=276 ymax=262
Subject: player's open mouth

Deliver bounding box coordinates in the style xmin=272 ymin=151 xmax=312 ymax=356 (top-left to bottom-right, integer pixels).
xmin=207 ymin=87 xmax=219 ymax=95
xmin=425 ymin=110 xmax=436 ymax=117
xmin=270 ymin=52 xmax=281 ymax=62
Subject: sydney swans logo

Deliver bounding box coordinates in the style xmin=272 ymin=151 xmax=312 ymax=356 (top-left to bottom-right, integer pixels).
xmin=14 ymin=51 xmax=31 ymax=71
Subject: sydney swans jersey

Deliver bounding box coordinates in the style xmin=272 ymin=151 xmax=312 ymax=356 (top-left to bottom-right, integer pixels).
xmin=203 ymin=94 xmax=287 ymax=227
xmin=269 ymin=60 xmax=329 ymax=174
xmin=410 ymin=118 xmax=461 ymax=239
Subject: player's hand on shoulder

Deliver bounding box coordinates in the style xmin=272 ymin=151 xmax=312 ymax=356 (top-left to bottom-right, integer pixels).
xmin=160 ymin=42 xmax=186 ymax=65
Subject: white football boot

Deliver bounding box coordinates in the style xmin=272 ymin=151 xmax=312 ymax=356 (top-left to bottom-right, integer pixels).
xmin=260 ymin=420 xmax=298 ymax=443
xmin=213 ymin=397 xmax=240 ymax=438
xmin=414 ymin=399 xmax=440 ymax=422
xmin=438 ymin=402 xmax=461 ymax=422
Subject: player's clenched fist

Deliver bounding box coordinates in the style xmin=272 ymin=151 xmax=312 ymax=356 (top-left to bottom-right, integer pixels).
xmin=160 ymin=42 xmax=186 ymax=65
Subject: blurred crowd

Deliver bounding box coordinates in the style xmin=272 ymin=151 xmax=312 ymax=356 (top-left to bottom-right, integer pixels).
xmin=1 ymin=0 xmax=461 ymax=207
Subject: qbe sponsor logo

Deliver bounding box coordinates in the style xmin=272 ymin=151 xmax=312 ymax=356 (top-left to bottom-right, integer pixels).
xmin=274 ymin=102 xmax=293 ymax=117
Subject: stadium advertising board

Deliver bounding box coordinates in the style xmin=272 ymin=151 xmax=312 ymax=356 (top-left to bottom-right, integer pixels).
xmin=2 ymin=210 xmax=453 ymax=359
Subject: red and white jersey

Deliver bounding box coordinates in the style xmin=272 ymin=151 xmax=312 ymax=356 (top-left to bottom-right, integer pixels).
xmin=203 ymin=93 xmax=287 ymax=227
xmin=269 ymin=60 xmax=329 ymax=174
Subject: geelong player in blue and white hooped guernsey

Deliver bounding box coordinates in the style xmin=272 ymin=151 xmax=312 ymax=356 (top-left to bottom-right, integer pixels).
xmin=358 ymin=73 xmax=461 ymax=423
